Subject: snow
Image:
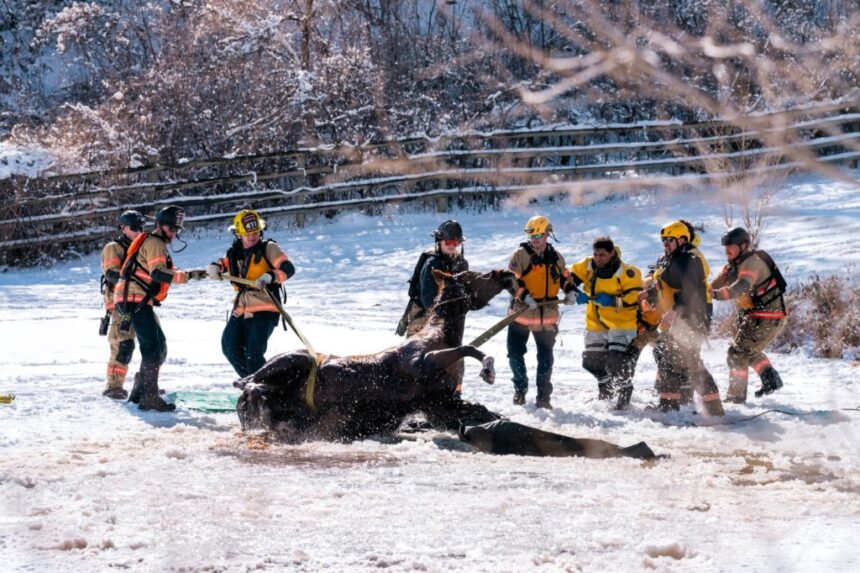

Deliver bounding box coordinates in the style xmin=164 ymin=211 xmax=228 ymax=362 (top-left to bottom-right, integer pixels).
xmin=0 ymin=142 xmax=56 ymax=179
xmin=2 ymin=172 xmax=859 ymax=572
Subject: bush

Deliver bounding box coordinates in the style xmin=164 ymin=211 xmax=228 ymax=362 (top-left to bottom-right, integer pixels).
xmin=714 ymin=275 xmax=860 ymax=359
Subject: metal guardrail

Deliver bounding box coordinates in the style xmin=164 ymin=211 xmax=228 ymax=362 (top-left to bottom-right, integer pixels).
xmin=1 ymin=105 xmax=858 ymax=265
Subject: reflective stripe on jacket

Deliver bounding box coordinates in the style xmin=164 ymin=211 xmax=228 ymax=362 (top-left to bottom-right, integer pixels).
xmin=507 ymin=243 xmax=570 ymax=331
xmin=114 ymin=233 xmax=185 ymax=306
xmin=217 ymin=240 xmax=291 ymax=318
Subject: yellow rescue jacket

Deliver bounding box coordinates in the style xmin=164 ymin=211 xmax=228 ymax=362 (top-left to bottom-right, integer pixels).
xmin=571 ymin=248 xmax=642 ymax=331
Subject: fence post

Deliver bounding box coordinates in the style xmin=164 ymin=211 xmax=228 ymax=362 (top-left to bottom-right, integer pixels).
xmin=851 ymin=120 xmax=860 ymax=169
xmin=435 ymin=194 xmax=449 ymax=213
xmin=295 ymin=155 xmax=306 ymax=228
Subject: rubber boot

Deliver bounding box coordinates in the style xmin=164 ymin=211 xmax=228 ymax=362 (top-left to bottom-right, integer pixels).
xmin=646 ymin=397 xmax=679 ymax=412
xmin=614 ymin=386 xmax=633 ymax=410
xmin=755 ymin=367 xmax=784 ymax=398
xmin=127 ymin=372 xmax=143 ymax=404
xmin=137 ymin=362 xmax=175 ymax=412
xmin=103 ymin=387 xmax=128 ymax=400
xmin=598 ymin=379 xmax=616 ymax=400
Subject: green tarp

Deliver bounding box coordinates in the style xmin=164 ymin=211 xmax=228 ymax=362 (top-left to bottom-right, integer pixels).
xmin=165 ymin=391 xmax=238 ymax=413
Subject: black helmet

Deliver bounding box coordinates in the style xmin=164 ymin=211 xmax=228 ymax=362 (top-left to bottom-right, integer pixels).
xmin=155 ymin=205 xmax=185 ymax=230
xmin=117 ymin=210 xmax=145 ymax=231
xmin=433 ymin=219 xmax=464 ymax=242
xmin=721 ymin=227 xmax=751 ymax=247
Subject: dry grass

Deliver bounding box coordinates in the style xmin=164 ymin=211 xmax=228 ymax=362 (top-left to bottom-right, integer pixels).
xmin=713 ymin=275 xmax=860 ymax=359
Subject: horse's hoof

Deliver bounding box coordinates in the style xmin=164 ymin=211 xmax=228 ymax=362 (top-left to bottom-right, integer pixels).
xmin=480 ymin=357 xmax=495 ymax=385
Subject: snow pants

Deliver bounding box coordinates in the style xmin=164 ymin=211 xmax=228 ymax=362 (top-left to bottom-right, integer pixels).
xmin=507 ymin=322 xmax=557 ymax=400
xmin=581 ymin=329 xmax=639 ymax=399
xmin=222 ymin=312 xmax=280 ymax=378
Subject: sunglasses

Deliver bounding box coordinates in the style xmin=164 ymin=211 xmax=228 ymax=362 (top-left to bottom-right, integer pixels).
xmin=442 ymin=240 xmax=461 ymax=247
xmin=528 ymin=233 xmax=546 ymax=240
xmin=661 ymin=237 xmax=676 ymax=244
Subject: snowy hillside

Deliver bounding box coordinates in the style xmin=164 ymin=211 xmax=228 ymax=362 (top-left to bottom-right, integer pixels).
xmin=1 ymin=173 xmax=859 ymax=572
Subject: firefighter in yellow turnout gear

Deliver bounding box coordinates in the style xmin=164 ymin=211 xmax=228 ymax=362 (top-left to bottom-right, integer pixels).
xmin=99 ymin=210 xmax=145 ymax=399
xmin=641 ymin=221 xmax=724 ymax=416
xmin=711 ymin=227 xmax=787 ymax=403
xmin=507 ymin=216 xmax=575 ymax=409
xmin=569 ymin=237 xmax=643 ymax=409
xmin=207 ymin=209 xmax=296 ymax=377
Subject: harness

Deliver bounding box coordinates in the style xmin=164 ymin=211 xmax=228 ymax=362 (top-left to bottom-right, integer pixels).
xmin=226 ymin=238 xmax=286 ymax=316
xmin=407 ymin=250 xmax=434 ymax=304
xmin=100 ymin=235 xmax=131 ymax=296
xmin=734 ymin=249 xmax=787 ymax=317
xmin=301 ymin=353 xmax=327 ymax=411
xmin=118 ymin=232 xmax=171 ymax=315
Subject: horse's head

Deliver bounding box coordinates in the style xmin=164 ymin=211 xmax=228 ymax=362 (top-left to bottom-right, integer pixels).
xmin=457 ymin=269 xmax=518 ymax=311
xmin=431 ymin=269 xmax=471 ymax=312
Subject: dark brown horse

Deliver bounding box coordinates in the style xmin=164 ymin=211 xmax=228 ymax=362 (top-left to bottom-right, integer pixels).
xmin=235 ymin=269 xmax=517 ymax=440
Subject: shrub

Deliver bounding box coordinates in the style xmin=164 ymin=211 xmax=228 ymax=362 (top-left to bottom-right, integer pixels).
xmin=714 ymin=275 xmax=860 ymax=359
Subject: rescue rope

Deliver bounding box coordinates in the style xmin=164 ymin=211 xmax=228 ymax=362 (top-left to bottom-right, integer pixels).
xmin=646 ymin=405 xmax=860 ymax=427
xmin=468 ymin=299 xmax=561 ymax=348
xmin=219 ymin=274 xmax=317 ymax=355
xmin=220 ymin=273 xmax=322 ymax=410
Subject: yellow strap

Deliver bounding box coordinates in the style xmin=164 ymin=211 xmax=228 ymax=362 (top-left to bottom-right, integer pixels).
xmin=303 ymin=354 xmax=326 ymax=411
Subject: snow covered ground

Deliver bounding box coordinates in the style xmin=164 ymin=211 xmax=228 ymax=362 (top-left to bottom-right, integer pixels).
xmin=1 ymin=174 xmax=859 ymax=572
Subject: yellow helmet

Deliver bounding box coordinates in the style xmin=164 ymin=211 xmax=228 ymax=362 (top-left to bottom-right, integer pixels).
xmin=230 ymin=209 xmax=266 ymax=236
xmin=660 ymin=220 xmax=690 ymax=242
xmin=524 ymin=215 xmax=552 ymax=237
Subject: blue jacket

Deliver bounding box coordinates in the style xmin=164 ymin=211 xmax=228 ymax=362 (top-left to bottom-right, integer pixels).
xmin=419 ymin=253 xmax=469 ymax=309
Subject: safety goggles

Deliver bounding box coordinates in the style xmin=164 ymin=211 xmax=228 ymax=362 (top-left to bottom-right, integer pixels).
xmin=442 ymin=240 xmax=461 ymax=247
xmin=528 ymin=233 xmax=546 ymax=240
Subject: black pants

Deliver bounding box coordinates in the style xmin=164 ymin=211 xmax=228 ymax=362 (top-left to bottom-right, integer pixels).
xmin=507 ymin=322 xmax=557 ymax=399
xmin=222 ymin=312 xmax=280 ymax=377
xmin=129 ymin=305 xmax=167 ymax=366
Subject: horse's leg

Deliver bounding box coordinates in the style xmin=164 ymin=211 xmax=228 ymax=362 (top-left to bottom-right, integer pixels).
xmin=233 ymin=351 xmax=312 ymax=390
xmin=422 ymin=345 xmax=495 ymax=384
